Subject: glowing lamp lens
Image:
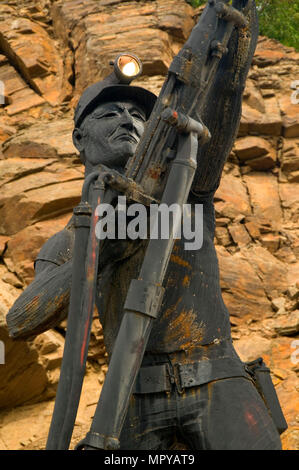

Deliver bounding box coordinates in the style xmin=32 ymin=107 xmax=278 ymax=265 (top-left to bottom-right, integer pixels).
xmin=117 ymin=55 xmax=140 ymax=77
xmin=122 ymin=61 xmax=138 ymax=76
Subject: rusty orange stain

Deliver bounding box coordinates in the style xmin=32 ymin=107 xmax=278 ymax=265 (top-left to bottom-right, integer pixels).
xmin=182 ymin=275 xmax=190 ymax=287
xmin=170 ymin=254 xmax=192 ymax=270
xmin=26 ymin=295 xmax=40 ymax=312
xmin=86 ymin=270 xmax=95 ymax=282
xmin=164 ymin=309 xmax=205 ymax=351
xmin=172 ymin=241 xmax=180 ymax=253
xmin=46 ymin=292 xmax=67 ymax=312
xmin=147 ymin=167 xmax=161 ymax=180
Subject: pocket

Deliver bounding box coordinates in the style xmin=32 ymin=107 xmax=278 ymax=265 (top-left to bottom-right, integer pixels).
xmin=245 ymin=357 xmax=288 ymax=434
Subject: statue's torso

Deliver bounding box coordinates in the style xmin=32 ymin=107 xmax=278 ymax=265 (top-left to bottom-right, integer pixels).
xmin=35 ymin=194 xmax=232 ymax=356
xmin=95 ymin=194 xmax=232 ymax=355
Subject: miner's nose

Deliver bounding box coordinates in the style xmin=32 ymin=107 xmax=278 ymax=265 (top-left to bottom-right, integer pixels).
xmin=119 ymin=108 xmax=134 ymax=129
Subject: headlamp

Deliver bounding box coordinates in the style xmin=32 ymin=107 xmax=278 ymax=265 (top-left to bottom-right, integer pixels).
xmin=74 ymin=52 xmax=156 ymax=128
xmin=112 ymin=53 xmax=142 ymax=84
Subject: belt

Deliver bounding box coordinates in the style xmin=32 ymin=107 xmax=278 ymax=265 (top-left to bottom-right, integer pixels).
xmin=133 ymin=357 xmax=251 ymax=394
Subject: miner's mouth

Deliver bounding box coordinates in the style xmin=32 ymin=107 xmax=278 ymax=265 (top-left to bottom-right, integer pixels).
xmin=113 ymin=133 xmax=137 ymax=143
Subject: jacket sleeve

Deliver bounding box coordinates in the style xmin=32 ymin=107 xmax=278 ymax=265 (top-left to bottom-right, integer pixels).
xmin=6 ymin=227 xmax=75 ymax=340
xmin=191 ymin=0 xmax=258 ymax=196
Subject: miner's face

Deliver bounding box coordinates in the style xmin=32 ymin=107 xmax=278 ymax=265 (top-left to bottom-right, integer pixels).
xmin=73 ymin=100 xmax=146 ymax=171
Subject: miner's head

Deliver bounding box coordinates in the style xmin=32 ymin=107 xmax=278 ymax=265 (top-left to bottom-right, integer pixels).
xmin=72 ymin=54 xmax=156 ymax=174
xmin=73 ymin=98 xmax=147 ymax=173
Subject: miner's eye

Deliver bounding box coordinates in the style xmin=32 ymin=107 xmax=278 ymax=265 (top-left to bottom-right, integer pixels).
xmin=93 ymin=111 xmax=119 ymax=119
xmin=104 ymin=111 xmax=119 ymax=118
xmin=132 ymin=112 xmax=146 ymax=122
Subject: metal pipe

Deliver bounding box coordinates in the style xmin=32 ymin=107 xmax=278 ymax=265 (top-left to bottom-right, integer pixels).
xmin=46 ymin=171 xmax=104 ymax=450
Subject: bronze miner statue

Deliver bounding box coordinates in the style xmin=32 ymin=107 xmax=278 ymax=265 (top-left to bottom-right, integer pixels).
xmin=6 ymin=0 xmax=287 ymax=450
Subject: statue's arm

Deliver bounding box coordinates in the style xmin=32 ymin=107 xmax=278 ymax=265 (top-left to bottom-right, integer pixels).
xmin=6 ymin=259 xmax=72 ymax=340
xmin=192 ymin=0 xmax=258 ymax=196
xmin=6 ymin=227 xmax=75 ymax=340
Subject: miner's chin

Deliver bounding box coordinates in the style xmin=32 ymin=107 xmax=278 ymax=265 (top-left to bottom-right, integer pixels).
xmin=108 ymin=141 xmax=137 ymax=166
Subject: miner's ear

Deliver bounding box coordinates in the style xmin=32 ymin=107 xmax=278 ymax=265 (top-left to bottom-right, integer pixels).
xmin=72 ymin=127 xmax=85 ymax=152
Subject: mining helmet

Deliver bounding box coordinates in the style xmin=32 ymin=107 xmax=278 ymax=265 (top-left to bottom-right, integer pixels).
xmin=74 ymin=53 xmax=157 ymax=128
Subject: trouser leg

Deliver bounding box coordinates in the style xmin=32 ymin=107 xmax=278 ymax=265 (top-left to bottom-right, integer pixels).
xmin=179 ymin=377 xmax=282 ymax=450
xmin=119 ymin=391 xmax=177 ymax=450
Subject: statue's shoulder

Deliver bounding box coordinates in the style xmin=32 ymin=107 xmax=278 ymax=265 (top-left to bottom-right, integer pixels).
xmin=35 ymin=215 xmax=75 ymax=268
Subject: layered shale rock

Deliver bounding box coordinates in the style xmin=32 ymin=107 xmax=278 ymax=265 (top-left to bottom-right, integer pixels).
xmin=0 ymin=0 xmax=298 ymax=450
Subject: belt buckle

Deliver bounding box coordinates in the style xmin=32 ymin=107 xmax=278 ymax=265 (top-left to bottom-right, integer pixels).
xmin=166 ymin=363 xmax=185 ymax=394
xmin=173 ymin=362 xmax=185 ymax=395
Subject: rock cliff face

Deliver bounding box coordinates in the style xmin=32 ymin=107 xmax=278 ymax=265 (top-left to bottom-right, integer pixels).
xmin=0 ymin=0 xmax=298 ymax=450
